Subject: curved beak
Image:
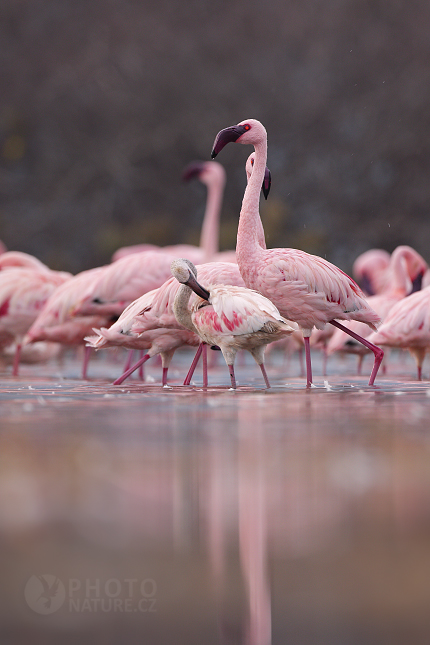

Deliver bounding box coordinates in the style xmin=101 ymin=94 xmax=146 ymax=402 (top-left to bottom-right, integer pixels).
xmin=182 ymin=161 xmax=205 ymax=182
xmin=185 ymin=273 xmax=210 ymax=301
xmin=359 ymin=272 xmax=375 ymax=296
xmin=211 ymin=125 xmax=248 ymax=158
xmin=263 ymin=167 xmax=271 ymax=200
xmin=410 ymin=270 xmax=424 ymax=294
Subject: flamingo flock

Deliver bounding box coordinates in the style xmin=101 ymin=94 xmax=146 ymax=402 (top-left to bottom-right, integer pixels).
xmin=1 ymin=118 xmax=430 ymax=386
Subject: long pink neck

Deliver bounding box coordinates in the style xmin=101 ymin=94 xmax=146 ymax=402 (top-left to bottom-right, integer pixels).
xmin=389 ymin=248 xmax=411 ymax=295
xmin=199 ymin=175 xmax=224 ymax=261
xmin=236 ymin=138 xmax=267 ymax=271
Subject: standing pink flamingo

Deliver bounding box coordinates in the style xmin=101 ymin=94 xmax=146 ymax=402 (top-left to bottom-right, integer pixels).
xmin=211 ymin=118 xmax=383 ymax=387
xmin=24 ymin=267 xmax=111 ymax=379
xmin=86 ymin=261 xmax=246 ymax=385
xmin=0 ymin=267 xmax=71 ymax=375
xmin=326 ymin=245 xmax=428 ymax=372
xmin=86 ymin=313 xmax=199 ymax=386
xmin=368 ymin=286 xmax=430 ymax=380
xmin=171 ymin=259 xmax=298 ymax=389
xmin=84 ymin=287 xmax=199 ymax=386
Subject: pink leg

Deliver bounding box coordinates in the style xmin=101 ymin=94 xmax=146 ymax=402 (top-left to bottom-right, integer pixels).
xmin=357 ymin=354 xmax=364 ymax=376
xmin=202 ymin=343 xmax=208 ymax=387
xmin=183 ymin=343 xmax=203 ymax=385
xmin=162 ymin=367 xmax=169 ymax=386
xmin=82 ymin=346 xmax=91 ymax=380
xmin=138 ymin=350 xmax=145 ymax=380
xmin=113 ymin=353 xmax=150 ymax=385
xmin=259 ymin=363 xmax=271 ymax=389
xmin=303 ymin=336 xmax=313 ymax=388
xmin=330 ymin=320 xmax=384 ymax=386
xmin=12 ymin=343 xmax=22 ymax=377
xmin=418 ymin=365 xmax=422 ymax=381
xmin=228 ymin=365 xmax=237 ymax=389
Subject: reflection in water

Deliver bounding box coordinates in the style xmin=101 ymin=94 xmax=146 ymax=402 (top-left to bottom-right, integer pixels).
xmin=238 ymin=404 xmax=271 ymax=645
xmin=1 ymin=361 xmax=430 ymax=642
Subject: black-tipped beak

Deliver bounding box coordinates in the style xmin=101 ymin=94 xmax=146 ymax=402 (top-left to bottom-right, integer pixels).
xmin=359 ymin=272 xmax=375 ymax=296
xmin=186 ymin=273 xmax=210 ymax=301
xmin=263 ymin=167 xmax=271 ymax=200
xmin=410 ymin=270 xmax=424 ymax=294
xmin=211 ymin=125 xmax=248 ymax=158
xmin=182 ymin=161 xmax=205 ymax=182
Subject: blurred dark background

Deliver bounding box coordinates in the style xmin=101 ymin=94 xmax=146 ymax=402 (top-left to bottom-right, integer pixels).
xmin=1 ymin=0 xmax=430 ymax=273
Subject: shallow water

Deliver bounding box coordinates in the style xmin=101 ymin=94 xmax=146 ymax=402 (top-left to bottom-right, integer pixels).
xmin=1 ymin=349 xmax=430 ymax=644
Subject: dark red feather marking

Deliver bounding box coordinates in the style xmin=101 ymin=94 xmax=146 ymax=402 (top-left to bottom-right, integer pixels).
xmin=200 ymin=310 xmax=223 ymax=332
xmin=0 ymin=299 xmax=10 ymax=317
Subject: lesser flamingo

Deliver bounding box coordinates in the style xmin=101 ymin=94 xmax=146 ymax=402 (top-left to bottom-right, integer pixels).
xmin=86 ymin=261 xmax=246 ymax=386
xmin=171 ymin=259 xmax=297 ymax=389
xmin=211 ymin=118 xmax=383 ymax=387
xmin=0 ymin=267 xmax=71 ymax=375
xmin=326 ymin=245 xmax=428 ymax=372
xmin=368 ymin=286 xmax=430 ymax=380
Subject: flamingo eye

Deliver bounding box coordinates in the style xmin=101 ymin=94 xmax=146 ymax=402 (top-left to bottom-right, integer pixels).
xmin=243 ymin=124 xmax=251 ymax=131
xmin=251 ymin=158 xmax=254 ymax=166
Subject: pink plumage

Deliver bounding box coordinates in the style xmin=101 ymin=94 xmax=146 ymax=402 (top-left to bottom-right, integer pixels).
xmin=211 ymin=118 xmax=384 ymax=386
xmin=171 ymin=259 xmax=297 ymax=388
xmin=86 ymin=261 xmax=245 ymax=385
xmin=25 ymin=267 xmax=109 ymax=346
xmin=0 ymin=251 xmax=67 ymax=274
xmin=368 ymin=287 xmax=430 ymax=379
xmin=352 ymin=249 xmax=391 ymax=296
xmin=0 ymin=267 xmax=71 ymax=375
xmin=74 ymin=250 xmax=180 ymax=317
xmin=326 ymin=245 xmax=428 ymax=368
xmin=24 ymin=267 xmax=111 ymax=379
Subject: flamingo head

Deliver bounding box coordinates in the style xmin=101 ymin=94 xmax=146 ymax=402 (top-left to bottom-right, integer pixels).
xmin=410 ymin=270 xmax=425 ymax=293
xmin=391 ymin=245 xmax=428 ymax=295
xmin=171 ymin=259 xmax=210 ymax=301
xmin=245 ymin=153 xmax=272 ymax=200
xmin=182 ymin=161 xmax=205 ymax=181
xmin=359 ymin=271 xmax=375 ymax=296
xmin=183 ymin=160 xmax=226 ymax=189
xmin=403 ymin=248 xmax=427 ymax=293
xmin=211 ymin=119 xmax=266 ymax=158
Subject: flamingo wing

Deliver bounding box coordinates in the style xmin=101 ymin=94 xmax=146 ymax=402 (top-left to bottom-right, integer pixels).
xmin=193 ymin=285 xmax=294 ymax=336
xmin=371 ymin=288 xmax=430 ymax=346
xmin=254 ymin=249 xmax=380 ymax=330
